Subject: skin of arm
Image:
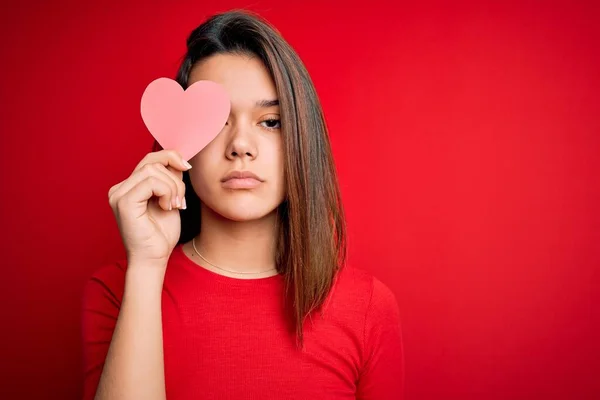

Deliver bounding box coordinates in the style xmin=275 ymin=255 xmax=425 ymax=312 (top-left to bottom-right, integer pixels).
xmin=94 ymin=263 xmax=167 ymax=400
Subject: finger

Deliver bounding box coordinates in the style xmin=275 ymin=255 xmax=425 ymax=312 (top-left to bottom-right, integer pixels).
xmin=108 ymin=182 xmax=122 ymax=200
xmin=135 ymin=149 xmax=192 ymax=173
xmin=110 ymin=164 xmax=178 ymax=210
xmin=109 ymin=150 xmax=189 ymax=200
xmin=153 ymin=164 xmax=186 ymax=209
xmin=160 ymin=165 xmax=186 ymax=209
xmin=117 ymin=176 xmax=174 ymax=213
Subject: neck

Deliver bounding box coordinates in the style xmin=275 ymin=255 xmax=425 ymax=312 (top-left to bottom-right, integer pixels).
xmin=193 ymin=203 xmax=279 ymax=275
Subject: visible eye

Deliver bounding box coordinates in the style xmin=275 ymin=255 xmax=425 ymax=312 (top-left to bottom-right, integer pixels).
xmin=260 ymin=118 xmax=281 ymax=131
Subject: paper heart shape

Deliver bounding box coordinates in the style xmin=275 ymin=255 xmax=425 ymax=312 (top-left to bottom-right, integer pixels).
xmin=141 ymin=77 xmax=231 ymax=161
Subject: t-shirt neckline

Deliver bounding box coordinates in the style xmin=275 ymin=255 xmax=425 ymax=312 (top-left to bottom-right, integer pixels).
xmin=173 ymin=244 xmax=283 ymax=286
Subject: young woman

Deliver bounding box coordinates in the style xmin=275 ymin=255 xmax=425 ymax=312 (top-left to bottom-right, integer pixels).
xmin=82 ymin=9 xmax=404 ymax=400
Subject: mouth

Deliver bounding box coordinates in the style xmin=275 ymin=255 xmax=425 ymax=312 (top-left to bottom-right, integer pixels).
xmin=221 ymin=171 xmax=264 ymax=189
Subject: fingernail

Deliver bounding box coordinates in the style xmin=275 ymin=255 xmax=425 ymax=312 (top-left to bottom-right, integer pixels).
xmin=182 ymin=159 xmax=192 ymax=170
xmin=175 ymin=196 xmax=181 ymax=208
xmin=181 ymin=197 xmax=187 ymax=210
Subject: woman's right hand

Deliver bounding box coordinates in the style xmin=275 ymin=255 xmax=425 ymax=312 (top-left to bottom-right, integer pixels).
xmin=108 ymin=150 xmax=191 ymax=270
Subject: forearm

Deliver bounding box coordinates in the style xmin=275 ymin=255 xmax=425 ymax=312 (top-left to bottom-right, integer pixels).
xmin=95 ymin=265 xmax=166 ymax=400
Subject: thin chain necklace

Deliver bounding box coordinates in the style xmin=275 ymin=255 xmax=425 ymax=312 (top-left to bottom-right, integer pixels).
xmin=191 ymin=237 xmax=278 ymax=275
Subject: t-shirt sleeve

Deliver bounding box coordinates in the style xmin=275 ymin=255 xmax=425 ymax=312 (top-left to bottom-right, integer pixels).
xmin=80 ymin=262 xmax=126 ymax=400
xmin=356 ymin=276 xmax=405 ymax=400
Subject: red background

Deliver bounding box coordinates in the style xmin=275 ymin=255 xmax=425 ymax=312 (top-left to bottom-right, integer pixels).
xmin=1 ymin=1 xmax=598 ymax=399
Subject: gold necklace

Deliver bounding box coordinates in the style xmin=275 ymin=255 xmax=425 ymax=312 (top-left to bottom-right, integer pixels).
xmin=191 ymin=237 xmax=278 ymax=275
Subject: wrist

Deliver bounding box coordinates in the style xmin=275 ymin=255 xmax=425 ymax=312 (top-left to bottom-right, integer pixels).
xmin=125 ymin=261 xmax=167 ymax=291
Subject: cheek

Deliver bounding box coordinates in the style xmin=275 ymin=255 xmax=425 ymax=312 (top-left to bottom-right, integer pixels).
xmin=263 ymin=140 xmax=284 ymax=176
xmin=190 ymin=138 xmax=226 ymax=172
xmin=269 ymin=141 xmax=286 ymax=192
xmin=188 ymin=153 xmax=218 ymax=196
xmin=270 ymin=135 xmax=284 ymax=165
xmin=189 ymin=141 xmax=217 ymax=168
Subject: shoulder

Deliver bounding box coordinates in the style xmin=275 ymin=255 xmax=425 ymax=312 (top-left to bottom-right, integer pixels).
xmin=347 ymin=266 xmax=404 ymax=398
xmin=334 ymin=264 xmax=375 ymax=297
xmin=367 ymin=273 xmax=401 ymax=321
xmin=87 ymin=259 xmax=128 ymax=283
xmin=333 ymin=263 xmax=400 ymax=313
xmin=82 ymin=259 xmax=128 ymax=309
xmin=82 ymin=245 xmax=188 ymax=308
xmin=323 ymin=264 xmax=401 ymax=333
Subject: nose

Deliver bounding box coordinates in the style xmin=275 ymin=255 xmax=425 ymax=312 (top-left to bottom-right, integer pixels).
xmin=225 ymin=122 xmax=257 ymax=161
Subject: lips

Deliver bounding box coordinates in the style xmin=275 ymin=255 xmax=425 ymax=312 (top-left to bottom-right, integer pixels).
xmin=221 ymin=170 xmax=263 ymax=189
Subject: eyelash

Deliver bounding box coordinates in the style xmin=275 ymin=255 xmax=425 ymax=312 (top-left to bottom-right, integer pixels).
xmin=260 ymin=118 xmax=281 ymax=131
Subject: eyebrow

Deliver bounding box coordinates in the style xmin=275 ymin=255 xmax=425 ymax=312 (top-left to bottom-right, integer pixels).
xmin=255 ymin=99 xmax=279 ymax=108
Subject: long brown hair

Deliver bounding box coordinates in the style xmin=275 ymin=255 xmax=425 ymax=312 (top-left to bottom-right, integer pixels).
xmin=152 ymin=9 xmax=347 ymax=350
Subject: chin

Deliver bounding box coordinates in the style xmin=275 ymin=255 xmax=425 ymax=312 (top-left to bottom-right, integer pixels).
xmin=207 ymin=194 xmax=281 ymax=222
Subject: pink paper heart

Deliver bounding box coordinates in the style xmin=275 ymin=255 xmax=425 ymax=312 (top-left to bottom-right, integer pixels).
xmin=140 ymin=77 xmax=231 ymax=161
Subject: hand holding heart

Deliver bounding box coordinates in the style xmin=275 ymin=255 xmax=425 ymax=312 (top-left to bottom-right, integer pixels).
xmin=107 ymin=78 xmax=231 ymax=270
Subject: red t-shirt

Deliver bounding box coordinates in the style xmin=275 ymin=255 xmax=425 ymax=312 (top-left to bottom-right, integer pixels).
xmin=81 ymin=244 xmax=404 ymax=399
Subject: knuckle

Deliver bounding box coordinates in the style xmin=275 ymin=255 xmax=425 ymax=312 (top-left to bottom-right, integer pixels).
xmin=136 ymin=154 xmax=152 ymax=168
xmin=143 ymin=163 xmax=154 ymax=172
xmin=115 ymin=197 xmax=128 ymax=212
xmin=141 ymin=163 xmax=155 ymax=175
xmin=148 ymin=176 xmax=165 ymax=192
xmin=168 ymin=149 xmax=182 ymax=161
xmin=146 ymin=175 xmax=158 ymax=185
xmin=151 ymin=163 xmax=163 ymax=173
xmin=108 ymin=183 xmax=122 ymax=206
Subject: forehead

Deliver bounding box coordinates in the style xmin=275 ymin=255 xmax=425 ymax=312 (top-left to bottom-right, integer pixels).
xmin=188 ymin=53 xmax=278 ymax=108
